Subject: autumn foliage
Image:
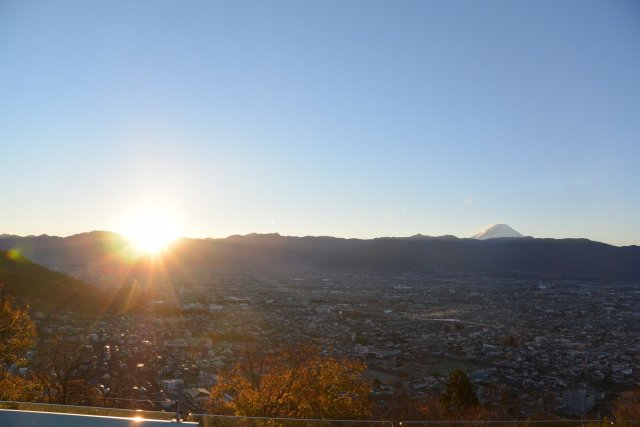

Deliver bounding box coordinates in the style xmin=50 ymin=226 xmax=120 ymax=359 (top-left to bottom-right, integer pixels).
xmin=0 ymin=283 xmax=37 ymax=374
xmin=614 ymin=389 xmax=640 ymax=421
xmin=207 ymin=345 xmax=373 ymax=419
xmin=0 ymin=374 xmax=43 ymax=401
xmin=0 ymin=282 xmax=40 ymax=401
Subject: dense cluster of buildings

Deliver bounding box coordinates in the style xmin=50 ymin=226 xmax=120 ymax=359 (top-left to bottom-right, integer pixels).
xmin=31 ymin=267 xmax=640 ymax=417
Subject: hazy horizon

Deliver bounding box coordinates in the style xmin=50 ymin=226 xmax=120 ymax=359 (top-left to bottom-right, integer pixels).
xmin=1 ymin=0 xmax=638 ymax=246
xmin=2 ymin=224 xmax=639 ymax=248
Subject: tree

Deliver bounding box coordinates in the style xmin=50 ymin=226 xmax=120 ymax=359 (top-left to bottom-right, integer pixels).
xmin=440 ymin=369 xmax=479 ymax=414
xmin=0 ymin=282 xmax=41 ymax=402
xmin=378 ymin=389 xmax=496 ymax=423
xmin=614 ymin=389 xmax=640 ymax=421
xmin=0 ymin=283 xmax=37 ymax=378
xmin=0 ymin=374 xmax=43 ymax=401
xmin=207 ymin=345 xmax=372 ymax=419
xmin=32 ymin=333 xmax=93 ymax=404
xmin=95 ymin=353 xmax=138 ymax=408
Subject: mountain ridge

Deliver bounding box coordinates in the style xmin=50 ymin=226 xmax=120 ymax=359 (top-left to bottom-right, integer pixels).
xmin=2 ymin=230 xmax=636 ymax=247
xmin=1 ymin=231 xmax=639 ymax=281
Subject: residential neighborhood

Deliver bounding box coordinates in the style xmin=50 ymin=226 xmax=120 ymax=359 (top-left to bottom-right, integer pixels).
xmin=29 ymin=267 xmax=640 ymax=417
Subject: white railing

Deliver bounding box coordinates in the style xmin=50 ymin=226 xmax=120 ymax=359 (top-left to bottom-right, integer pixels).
xmin=1 ymin=401 xmax=638 ymax=427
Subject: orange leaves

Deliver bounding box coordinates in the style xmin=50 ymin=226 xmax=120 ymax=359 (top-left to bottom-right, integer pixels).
xmin=208 ymin=346 xmax=373 ymax=419
xmin=0 ymin=374 xmax=42 ymax=401
xmin=0 ymin=283 xmax=36 ymax=373
xmin=614 ymin=389 xmax=640 ymax=421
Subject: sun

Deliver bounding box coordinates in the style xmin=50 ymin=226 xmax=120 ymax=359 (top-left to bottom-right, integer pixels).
xmin=121 ymin=211 xmax=180 ymax=255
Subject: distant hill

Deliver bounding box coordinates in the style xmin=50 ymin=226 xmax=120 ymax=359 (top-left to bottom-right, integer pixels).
xmin=0 ymin=250 xmax=100 ymax=313
xmin=0 ymin=249 xmax=154 ymax=314
xmin=0 ymin=231 xmax=135 ymax=270
xmin=2 ymin=232 xmax=640 ymax=281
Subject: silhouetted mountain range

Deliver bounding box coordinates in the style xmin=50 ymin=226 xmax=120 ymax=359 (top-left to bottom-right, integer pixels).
xmin=1 ymin=232 xmax=639 ymax=281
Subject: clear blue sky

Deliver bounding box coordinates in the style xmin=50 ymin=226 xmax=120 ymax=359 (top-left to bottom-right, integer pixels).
xmin=1 ymin=0 xmax=638 ymax=245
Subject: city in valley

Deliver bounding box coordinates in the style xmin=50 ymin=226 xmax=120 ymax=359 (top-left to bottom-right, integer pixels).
xmin=3 ymin=1 xmax=639 ymax=425
xmin=34 ymin=266 xmax=639 ymax=417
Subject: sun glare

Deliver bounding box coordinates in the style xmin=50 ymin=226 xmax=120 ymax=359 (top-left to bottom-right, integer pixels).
xmin=121 ymin=211 xmax=180 ymax=255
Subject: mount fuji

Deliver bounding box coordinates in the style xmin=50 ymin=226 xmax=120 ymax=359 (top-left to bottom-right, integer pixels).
xmin=473 ymin=224 xmax=524 ymax=240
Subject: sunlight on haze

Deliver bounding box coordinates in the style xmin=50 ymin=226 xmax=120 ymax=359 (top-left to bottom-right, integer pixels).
xmin=118 ymin=210 xmax=180 ymax=256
